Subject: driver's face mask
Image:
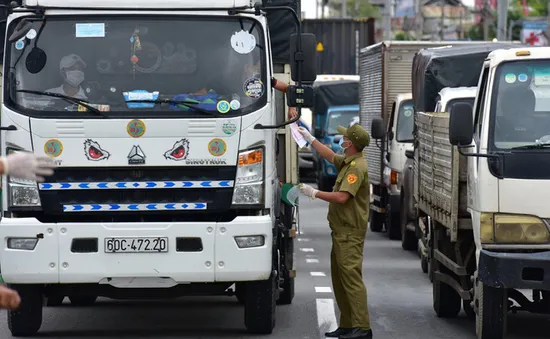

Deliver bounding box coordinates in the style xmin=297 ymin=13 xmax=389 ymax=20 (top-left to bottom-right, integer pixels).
xmin=65 ymin=70 xmax=85 ymax=87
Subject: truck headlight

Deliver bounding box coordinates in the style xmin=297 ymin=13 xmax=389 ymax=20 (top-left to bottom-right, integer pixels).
xmin=9 ymin=177 xmax=41 ymax=207
xmin=480 ymin=213 xmax=550 ymax=244
xmin=232 ymin=148 xmax=264 ymax=205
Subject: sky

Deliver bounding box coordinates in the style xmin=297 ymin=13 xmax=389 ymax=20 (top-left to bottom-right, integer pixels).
xmin=301 ymin=0 xmax=476 ymax=19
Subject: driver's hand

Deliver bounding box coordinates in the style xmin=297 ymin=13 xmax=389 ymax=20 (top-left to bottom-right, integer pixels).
xmin=0 ymin=152 xmax=57 ymax=182
xmin=288 ymin=107 xmax=298 ymax=120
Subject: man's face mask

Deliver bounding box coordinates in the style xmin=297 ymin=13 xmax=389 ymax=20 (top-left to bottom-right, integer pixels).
xmin=65 ymin=70 xmax=85 ymax=87
xmin=338 ymin=138 xmax=352 ymax=153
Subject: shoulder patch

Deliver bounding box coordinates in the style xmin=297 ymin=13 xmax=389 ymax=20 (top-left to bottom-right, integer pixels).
xmin=347 ymin=173 xmax=358 ymax=184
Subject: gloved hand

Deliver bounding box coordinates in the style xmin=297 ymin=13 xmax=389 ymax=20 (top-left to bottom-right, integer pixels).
xmin=299 ymin=183 xmax=318 ymax=199
xmin=0 ymin=152 xmax=57 ymax=182
xmin=298 ymin=127 xmax=316 ymax=144
xmin=0 ymin=285 xmax=20 ymax=310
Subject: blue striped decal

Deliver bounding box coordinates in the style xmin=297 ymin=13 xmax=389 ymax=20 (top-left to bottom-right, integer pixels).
xmin=39 ymin=181 xmax=233 ymax=190
xmin=63 ymin=203 xmax=207 ymax=212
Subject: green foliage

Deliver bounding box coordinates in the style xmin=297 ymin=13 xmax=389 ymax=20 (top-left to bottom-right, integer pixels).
xmin=395 ymin=31 xmax=415 ymax=40
xmin=326 ymin=0 xmax=381 ymax=18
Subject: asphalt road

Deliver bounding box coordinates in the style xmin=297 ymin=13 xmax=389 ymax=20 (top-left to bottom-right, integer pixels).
xmin=1 ymin=187 xmax=550 ymax=338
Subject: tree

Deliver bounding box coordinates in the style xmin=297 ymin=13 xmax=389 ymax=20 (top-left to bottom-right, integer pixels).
xmin=326 ymin=0 xmax=381 ymax=18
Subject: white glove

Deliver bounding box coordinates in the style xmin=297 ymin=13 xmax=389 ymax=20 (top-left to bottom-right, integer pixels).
xmin=298 ymin=127 xmax=316 ymax=144
xmin=0 ymin=152 xmax=57 ymax=182
xmin=299 ymin=183 xmax=318 ymax=199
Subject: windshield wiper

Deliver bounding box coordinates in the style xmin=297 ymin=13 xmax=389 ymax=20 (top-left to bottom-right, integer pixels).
xmin=126 ymin=99 xmax=218 ymax=116
xmin=511 ymin=143 xmax=550 ymax=150
xmin=16 ymin=89 xmax=103 ymax=116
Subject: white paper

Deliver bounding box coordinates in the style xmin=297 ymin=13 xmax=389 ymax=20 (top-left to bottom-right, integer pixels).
xmin=290 ymin=123 xmax=307 ymax=148
xmin=230 ymin=30 xmax=256 ymax=54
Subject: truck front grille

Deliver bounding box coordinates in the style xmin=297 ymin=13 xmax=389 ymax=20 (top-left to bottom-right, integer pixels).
xmin=37 ymin=166 xmax=237 ymax=222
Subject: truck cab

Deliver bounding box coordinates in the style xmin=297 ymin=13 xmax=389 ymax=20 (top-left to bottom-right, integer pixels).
xmin=0 ymin=0 xmax=317 ymax=336
xmin=314 ymin=104 xmax=359 ymax=191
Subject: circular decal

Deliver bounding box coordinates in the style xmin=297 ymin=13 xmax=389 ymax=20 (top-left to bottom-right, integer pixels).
xmin=505 ymin=73 xmax=517 ymax=84
xmin=403 ymin=107 xmax=413 ymax=117
xmin=26 ymin=29 xmax=37 ymax=40
xmin=518 ymin=73 xmax=528 ymax=82
xmin=230 ymin=30 xmax=257 ymax=54
xmin=243 ymin=78 xmax=264 ymax=99
xmin=230 ymin=100 xmax=241 ymax=110
xmin=222 ymin=122 xmax=237 ymax=135
xmin=44 ymin=139 xmax=63 ymax=158
xmin=15 ymin=39 xmax=24 ymax=50
xmin=127 ymin=119 xmax=146 ymax=138
xmin=208 ymin=138 xmax=227 ymax=157
xmin=217 ymin=100 xmax=230 ymax=114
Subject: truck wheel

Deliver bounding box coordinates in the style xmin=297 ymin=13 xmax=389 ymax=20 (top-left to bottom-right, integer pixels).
xmin=400 ymin=195 xmax=417 ymax=251
xmin=421 ymin=255 xmax=428 ymax=274
xmin=69 ymin=295 xmax=98 ymax=306
xmin=386 ymin=202 xmax=401 ymax=240
xmin=369 ymin=210 xmax=384 ymax=232
xmin=433 ymin=278 xmax=461 ymax=318
xmin=244 ymin=272 xmax=276 ymax=334
xmin=476 ymin=282 xmax=507 ymax=339
xmin=277 ymin=276 xmax=294 ymax=305
xmin=235 ymin=283 xmax=246 ymax=304
xmin=46 ymin=295 xmax=64 ymax=307
xmin=8 ymin=284 xmax=43 ymax=337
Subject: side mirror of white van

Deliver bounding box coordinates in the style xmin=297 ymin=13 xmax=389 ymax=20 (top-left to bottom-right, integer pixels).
xmin=371 ymin=118 xmax=385 ymax=140
xmin=449 ymin=103 xmax=473 ymax=146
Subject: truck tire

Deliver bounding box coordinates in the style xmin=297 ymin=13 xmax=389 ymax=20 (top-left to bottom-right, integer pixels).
xmin=235 ymin=283 xmax=246 ymax=304
xmin=386 ymin=201 xmax=401 ymax=240
xmin=476 ymin=282 xmax=507 ymax=339
xmin=433 ymin=278 xmax=461 ymax=318
xmin=420 ymin=255 xmax=428 ymax=274
xmin=400 ymin=194 xmax=417 ymax=251
xmin=244 ymin=272 xmax=276 ymax=334
xmin=277 ymin=276 xmax=294 ymax=305
xmin=8 ymin=284 xmax=43 ymax=337
xmin=369 ymin=210 xmax=384 ymax=232
xmin=69 ymin=295 xmax=98 ymax=306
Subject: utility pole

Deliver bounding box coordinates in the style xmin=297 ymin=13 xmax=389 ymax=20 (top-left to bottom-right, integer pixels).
xmin=483 ymin=0 xmax=489 ymax=40
xmin=385 ymin=0 xmax=392 ymax=40
xmin=342 ymin=0 xmax=347 ymax=18
xmin=497 ymin=0 xmax=508 ymax=40
xmin=415 ymin=0 xmax=423 ymax=40
xmin=439 ymin=2 xmax=445 ymax=40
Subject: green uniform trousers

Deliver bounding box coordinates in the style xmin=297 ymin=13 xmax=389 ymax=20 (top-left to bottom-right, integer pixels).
xmin=330 ymin=228 xmax=370 ymax=330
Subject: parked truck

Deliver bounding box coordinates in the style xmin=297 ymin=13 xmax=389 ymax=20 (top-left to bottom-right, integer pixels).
xmin=311 ymin=75 xmax=359 ymax=191
xmin=0 ymin=0 xmax=318 ymax=336
xmin=374 ymin=43 xmax=550 ymax=339
xmin=359 ymin=41 xmax=466 ymax=239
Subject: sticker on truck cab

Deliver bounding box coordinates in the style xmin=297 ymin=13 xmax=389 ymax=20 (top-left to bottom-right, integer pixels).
xmin=208 ymin=138 xmax=227 ymax=157
xmin=44 ymin=139 xmax=63 ymax=158
xmin=84 ymin=139 xmax=110 ymax=161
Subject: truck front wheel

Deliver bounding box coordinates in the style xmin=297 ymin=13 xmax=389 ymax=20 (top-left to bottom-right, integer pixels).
xmin=433 ymin=278 xmax=461 ymax=318
xmin=476 ymin=281 xmax=507 ymax=339
xmin=244 ymin=272 xmax=276 ymax=334
xmin=369 ymin=210 xmax=384 ymax=232
xmin=8 ymin=284 xmax=43 ymax=337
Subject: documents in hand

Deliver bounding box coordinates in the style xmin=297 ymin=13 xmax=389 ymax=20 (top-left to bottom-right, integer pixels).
xmin=289 ymin=122 xmax=308 ymax=148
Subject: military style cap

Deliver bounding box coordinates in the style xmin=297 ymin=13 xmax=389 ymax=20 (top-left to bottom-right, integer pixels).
xmin=337 ymin=123 xmax=370 ymax=150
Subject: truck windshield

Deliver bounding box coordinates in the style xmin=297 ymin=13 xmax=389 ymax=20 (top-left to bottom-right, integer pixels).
xmin=396 ymin=99 xmax=414 ymax=142
xmin=5 ymin=16 xmax=267 ymax=118
xmin=491 ymin=60 xmax=550 ymax=149
xmin=327 ymin=110 xmax=358 ymax=135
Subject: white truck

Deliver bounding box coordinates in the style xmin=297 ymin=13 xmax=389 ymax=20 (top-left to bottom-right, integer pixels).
xmin=381 ymin=43 xmax=550 ymax=339
xmin=0 ymin=0 xmax=318 ymax=336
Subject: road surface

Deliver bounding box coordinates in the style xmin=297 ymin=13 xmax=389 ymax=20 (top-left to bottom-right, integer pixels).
xmin=1 ymin=191 xmax=549 ymax=338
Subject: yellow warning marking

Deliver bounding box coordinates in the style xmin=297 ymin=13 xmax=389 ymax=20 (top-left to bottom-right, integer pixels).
xmin=316 ymin=42 xmax=324 ymax=52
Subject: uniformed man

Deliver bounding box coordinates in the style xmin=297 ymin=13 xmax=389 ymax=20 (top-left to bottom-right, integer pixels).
xmin=295 ymin=123 xmax=373 ymax=339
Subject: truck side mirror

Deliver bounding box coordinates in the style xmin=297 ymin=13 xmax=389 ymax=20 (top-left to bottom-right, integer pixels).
xmin=371 ymin=118 xmax=385 ymax=140
xmin=449 ymin=102 xmax=474 ymax=146
xmin=289 ymin=33 xmax=317 ymax=83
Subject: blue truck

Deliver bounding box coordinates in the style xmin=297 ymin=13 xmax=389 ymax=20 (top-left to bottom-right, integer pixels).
xmin=311 ymin=77 xmax=359 ymax=191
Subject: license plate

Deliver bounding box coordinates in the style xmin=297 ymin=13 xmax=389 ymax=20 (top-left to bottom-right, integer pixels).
xmin=104 ymin=237 xmax=168 ymax=253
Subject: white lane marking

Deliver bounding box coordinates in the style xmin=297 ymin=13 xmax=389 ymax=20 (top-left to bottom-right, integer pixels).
xmin=298 ymin=238 xmax=310 ymax=242
xmin=300 ymin=248 xmax=315 ymax=252
xmin=316 ymin=298 xmax=338 ymax=338
xmin=306 ymin=258 xmax=320 ymax=263
xmin=315 ymin=287 xmax=333 ymax=293
xmin=310 ymin=272 xmax=326 ymax=277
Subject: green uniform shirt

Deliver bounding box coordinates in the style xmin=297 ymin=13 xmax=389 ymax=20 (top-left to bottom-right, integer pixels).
xmin=327 ymin=152 xmax=370 ymax=231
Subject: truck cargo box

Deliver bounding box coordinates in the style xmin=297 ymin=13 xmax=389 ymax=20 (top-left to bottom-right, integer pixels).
xmin=412 ymin=42 xmax=521 ymax=113
xmin=301 ymin=18 xmax=375 ymax=74
xmin=358 ymin=41 xmax=461 ymax=186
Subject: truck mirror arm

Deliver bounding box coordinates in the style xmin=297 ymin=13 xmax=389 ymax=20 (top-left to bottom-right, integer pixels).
xmin=456 ymin=144 xmax=500 ymax=159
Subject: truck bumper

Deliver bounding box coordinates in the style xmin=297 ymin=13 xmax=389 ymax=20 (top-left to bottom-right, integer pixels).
xmin=0 ymin=216 xmax=273 ymax=285
xmin=478 ymin=249 xmax=550 ymax=290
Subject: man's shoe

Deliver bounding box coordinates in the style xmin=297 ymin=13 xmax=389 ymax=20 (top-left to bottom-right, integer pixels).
xmin=339 ymin=328 xmax=373 ymax=339
xmin=325 ymin=327 xmax=352 ymax=337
